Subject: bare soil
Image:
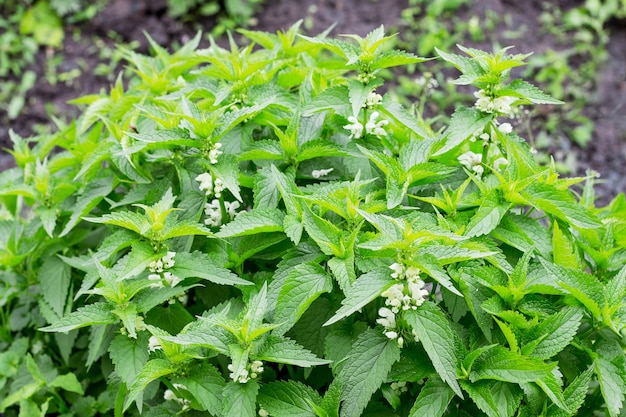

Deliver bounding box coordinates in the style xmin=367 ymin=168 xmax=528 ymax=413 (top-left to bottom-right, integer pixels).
xmin=1 ymin=0 xmax=625 ymax=204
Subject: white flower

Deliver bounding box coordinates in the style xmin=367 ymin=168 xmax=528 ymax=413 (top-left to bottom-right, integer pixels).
xmin=473 ymin=90 xmax=517 ymax=116
xmin=458 ymin=151 xmax=483 ymax=177
xmin=162 ymin=251 xmax=176 ymax=269
xmin=259 ymin=409 xmax=269 ymax=417
xmin=407 ymin=279 xmax=429 ymax=307
xmin=474 ymin=90 xmax=492 ymax=112
xmin=148 ymin=336 xmax=162 ymax=352
xmin=412 ymin=328 xmax=420 ymax=342
xmin=492 ymin=95 xmax=516 ymax=116
xmin=163 ymin=271 xmax=181 ymax=287
xmin=405 ymin=266 xmax=420 ymax=280
xmin=204 ymin=199 xmax=222 ymax=226
xmin=382 ymin=283 xmax=409 ymax=313
xmin=389 ymin=262 xmax=404 ymax=279
xmin=493 ymin=157 xmax=509 ymax=171
xmin=208 ymin=142 xmax=223 ymax=164
xmin=195 ymin=172 xmax=214 ymax=195
xmin=479 ymin=133 xmax=490 ymax=143
xmin=213 ymin=178 xmax=225 ymax=198
xmin=498 ymin=123 xmax=513 ymax=134
xmin=225 ymin=200 xmax=241 ymax=218
xmin=250 ymin=360 xmax=264 ymax=374
xmin=164 ymin=389 xmax=176 ymax=401
xmin=365 ymin=90 xmax=383 ymax=107
xmin=384 ymin=330 xmax=398 ymax=340
xmin=312 ymin=168 xmax=334 ymax=179
xmin=365 ymin=111 xmax=389 ymax=137
xmin=376 ymin=307 xmax=397 ymax=329
xmin=344 ymin=116 xmax=364 ymax=139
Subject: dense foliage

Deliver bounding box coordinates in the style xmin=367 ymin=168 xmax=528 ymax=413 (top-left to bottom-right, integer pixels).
xmin=1 ymin=22 xmax=626 ymax=416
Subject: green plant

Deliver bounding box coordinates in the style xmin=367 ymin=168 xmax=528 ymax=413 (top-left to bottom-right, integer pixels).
xmin=2 ymin=23 xmax=626 ymax=417
xmin=167 ymin=0 xmax=266 ymax=36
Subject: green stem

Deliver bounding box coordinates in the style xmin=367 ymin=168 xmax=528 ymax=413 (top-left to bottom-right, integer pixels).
xmin=114 ymin=382 xmax=127 ymax=417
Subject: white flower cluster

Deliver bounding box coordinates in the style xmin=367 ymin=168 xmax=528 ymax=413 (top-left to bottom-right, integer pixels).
xmin=148 ymin=335 xmax=162 ymax=352
xmin=415 ymin=73 xmax=439 ymax=94
xmin=208 ymin=142 xmax=223 ymax=164
xmin=203 ymin=199 xmax=240 ymax=227
xmin=228 ymin=360 xmax=264 ymax=384
xmin=364 ymin=90 xmax=383 ymax=108
xmin=148 ymin=252 xmax=180 ymax=288
xmin=344 ymin=111 xmax=389 ymax=139
xmin=377 ymin=263 xmax=429 ymax=347
xmin=164 ymin=384 xmax=191 ymax=410
xmin=195 ymin=172 xmax=226 ymax=198
xmin=458 ymin=151 xmax=508 ymax=178
xmin=498 ymin=122 xmax=513 ymax=134
xmin=474 ymin=90 xmax=517 ymax=116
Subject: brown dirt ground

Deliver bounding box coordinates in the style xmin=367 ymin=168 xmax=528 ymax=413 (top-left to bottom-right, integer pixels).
xmin=1 ymin=0 xmax=625 ymax=205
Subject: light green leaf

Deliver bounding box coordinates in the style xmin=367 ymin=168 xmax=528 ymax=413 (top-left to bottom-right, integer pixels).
xmin=159 ymin=220 xmax=213 ymax=240
xmin=109 ymin=333 xmax=149 ymax=387
xmin=173 ymin=363 xmax=225 ymax=416
xmin=337 ymin=329 xmax=401 ymax=417
xmin=465 ymin=192 xmax=510 ymax=237
xmin=414 ymin=254 xmax=463 ymax=297
xmin=171 ymin=251 xmax=252 ymax=286
xmin=163 ymin=319 xmax=236 ymax=355
xmin=595 ymin=356 xmax=625 ymax=417
xmin=274 ymin=264 xmax=333 ymax=335
xmin=302 ymin=85 xmax=350 ymax=116
xmin=39 ymin=256 xmax=71 ymax=318
xmin=405 ymin=303 xmax=463 ymax=398
xmin=324 ymin=269 xmax=394 ymax=326
xmin=539 ymin=258 xmax=604 ymax=318
xmin=470 ymin=346 xmax=555 ymax=383
xmin=551 ymin=221 xmax=578 ymax=269
xmin=302 ymin=208 xmax=343 ymax=257
xmin=506 ymin=79 xmax=564 ymax=105
xmin=222 ymin=380 xmax=259 ymax=417
xmin=546 ymin=367 xmax=592 ymax=417
xmin=524 ymin=308 xmax=583 ymax=359
xmin=83 ymin=210 xmax=150 ymax=236
xmin=257 ymin=336 xmax=330 ymax=367
xmin=296 ymin=140 xmax=348 ymax=162
xmin=258 ymin=380 xmax=322 ymax=417
xmin=283 ymin=214 xmax=303 ymax=245
xmin=125 ymin=359 xmax=177 ymax=411
xmin=49 ymin=373 xmax=84 ymax=395
xmin=606 ymin=264 xmax=626 ymax=307
xmin=380 ymin=96 xmax=430 ymax=140
xmin=409 ymin=376 xmax=455 ymax=417
xmin=374 ymin=49 xmax=429 ymax=69
xmin=40 ymin=302 xmax=116 ymax=333
xmin=433 ymin=107 xmax=492 ymax=156
xmin=217 ymin=208 xmax=285 ymax=238
xmin=60 ymin=176 xmax=115 ymax=237
xmin=239 ymin=140 xmax=286 ymax=161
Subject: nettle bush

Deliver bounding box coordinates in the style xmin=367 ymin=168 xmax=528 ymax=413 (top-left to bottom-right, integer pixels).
xmin=1 ymin=22 xmax=626 ymax=417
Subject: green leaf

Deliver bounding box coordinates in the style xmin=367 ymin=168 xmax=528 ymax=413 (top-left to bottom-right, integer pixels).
xmin=551 ymin=221 xmax=578 ymax=269
xmin=337 ymin=329 xmax=401 ymax=417
xmin=470 ymin=346 xmax=555 ymax=383
xmin=524 ymin=308 xmax=583 ymax=359
xmin=159 ymin=220 xmax=213 ymax=240
xmin=409 ymin=376 xmax=455 ymax=417
xmin=433 ymin=107 xmax=492 ymax=156
xmin=83 ymin=210 xmax=150 ymax=236
xmin=302 ymin=207 xmax=343 ymax=257
xmin=414 ymin=253 xmax=464 ymax=297
xmin=506 ymin=79 xmax=564 ymax=104
xmin=40 ymin=302 xmax=116 ymax=333
xmin=258 ymin=380 xmax=322 ymax=417
xmin=171 ymin=251 xmax=252 ymax=286
xmin=374 ymin=49 xmax=429 ymax=69
xmin=324 ymin=269 xmax=394 ymax=326
xmin=257 ymin=336 xmax=330 ymax=367
xmin=173 ymin=363 xmax=225 ymax=415
xmin=217 ymin=208 xmax=285 ymax=238
xmin=296 ymin=140 xmax=348 ymax=162
xmin=606 ymin=264 xmax=626 ymax=307
xmin=274 ymin=263 xmax=333 ymax=335
xmin=125 ymin=359 xmax=178 ymax=411
xmin=302 ymin=85 xmax=350 ymax=116
xmin=49 ymin=372 xmax=84 ymax=395
xmin=163 ymin=319 xmax=236 ymax=355
xmin=522 ymin=183 xmax=600 ymax=230
xmin=60 ymin=176 xmax=115 ymax=237
xmin=380 ymin=97 xmax=430 ymax=140
xmin=109 ymin=333 xmax=149 ymax=387
xmin=465 ymin=192 xmax=510 ymax=237
xmin=539 ymin=258 xmax=604 ymax=318
xmin=461 ymin=380 xmax=521 ymax=417
xmin=546 ymin=367 xmax=592 ymax=417
xmin=39 ymin=256 xmax=71 ymax=318
xmin=405 ymin=303 xmax=463 ymax=398
xmin=222 ymin=380 xmax=259 ymax=417
xmin=595 ymin=356 xmax=625 ymax=417
xmin=239 ymin=140 xmax=286 ymax=161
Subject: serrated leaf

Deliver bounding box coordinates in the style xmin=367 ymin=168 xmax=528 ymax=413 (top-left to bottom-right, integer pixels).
xmin=49 ymin=372 xmax=84 ymax=395
xmin=374 ymin=49 xmax=429 ymax=69
xmin=217 ymin=208 xmax=285 ymax=238
xmin=433 ymin=107 xmax=492 ymax=156
xmin=302 ymin=208 xmax=343 ymax=257
xmin=470 ymin=346 xmax=554 ymax=383
xmin=522 ymin=183 xmax=600 ymax=230
xmin=274 ymin=264 xmax=333 ymax=335
xmin=595 ymin=356 xmax=625 ymax=417
xmin=546 ymin=367 xmax=592 ymax=417
xmin=409 ymin=376 xmax=455 ymax=417
xmin=173 ymin=363 xmax=225 ymax=416
xmin=465 ymin=192 xmax=510 ymax=237
xmin=302 ymin=85 xmax=350 ymax=116
xmin=461 ymin=380 xmax=521 ymax=417
xmin=39 ymin=256 xmax=71 ymax=317
xmin=324 ymin=269 xmax=393 ymax=326
xmin=414 ymin=254 xmax=463 ymax=297
xmin=239 ymin=140 xmax=286 ymax=161
xmin=405 ymin=303 xmax=463 ymax=398
xmin=222 ymin=380 xmax=259 ymax=417
xmin=109 ymin=333 xmax=149 ymax=387
xmin=159 ymin=220 xmax=213 ymax=240
xmin=551 ymin=221 xmax=578 ymax=268
xmin=380 ymin=97 xmax=430 ymax=140
xmin=257 ymin=336 xmax=330 ymax=367
xmin=258 ymin=380 xmax=322 ymax=417
xmin=525 ymin=308 xmax=582 ymax=359
xmin=297 ymin=140 xmax=348 ymax=162
xmin=606 ymin=264 xmax=626 ymax=307
xmin=171 ymin=251 xmax=252 ymax=286
xmin=83 ymin=210 xmax=150 ymax=236
xmin=506 ymin=79 xmax=564 ymax=104
xmin=283 ymin=214 xmax=303 ymax=245
xmin=539 ymin=258 xmax=604 ymax=318
xmin=60 ymin=176 xmax=115 ymax=237
xmin=125 ymin=359 xmax=177 ymax=411
xmin=337 ymin=329 xmax=400 ymax=417
xmin=40 ymin=302 xmax=116 ymax=333
xmin=163 ymin=319 xmax=236 ymax=355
